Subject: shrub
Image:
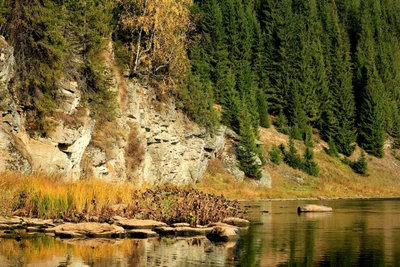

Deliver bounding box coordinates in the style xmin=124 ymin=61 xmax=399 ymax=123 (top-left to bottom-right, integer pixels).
xmin=342 ymin=150 xmax=368 ymax=175
xmin=269 ymin=145 xmax=282 ymax=165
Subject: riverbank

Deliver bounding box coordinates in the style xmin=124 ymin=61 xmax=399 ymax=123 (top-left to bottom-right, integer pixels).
xmin=0 ymin=173 xmax=243 ymax=225
xmin=0 ymin=215 xmax=249 ymax=243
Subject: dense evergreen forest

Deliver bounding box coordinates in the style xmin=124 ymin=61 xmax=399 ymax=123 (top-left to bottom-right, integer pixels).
xmin=1 ymin=0 xmax=400 ymax=179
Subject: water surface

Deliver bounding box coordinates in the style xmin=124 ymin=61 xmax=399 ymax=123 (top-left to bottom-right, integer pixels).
xmin=1 ymin=199 xmax=400 ymax=266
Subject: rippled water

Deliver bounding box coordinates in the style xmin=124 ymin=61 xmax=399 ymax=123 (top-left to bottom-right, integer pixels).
xmin=1 ymin=199 xmax=400 ymax=266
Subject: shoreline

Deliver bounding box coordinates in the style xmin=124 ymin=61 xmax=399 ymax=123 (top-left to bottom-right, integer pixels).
xmin=238 ymin=196 xmax=400 ymax=202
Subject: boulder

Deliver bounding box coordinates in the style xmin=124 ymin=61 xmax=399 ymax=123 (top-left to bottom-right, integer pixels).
xmin=206 ymin=225 xmax=240 ymax=242
xmin=112 ymin=216 xmax=167 ymax=229
xmin=297 ymin=204 xmax=333 ymax=213
xmin=46 ymin=222 xmax=125 ymax=238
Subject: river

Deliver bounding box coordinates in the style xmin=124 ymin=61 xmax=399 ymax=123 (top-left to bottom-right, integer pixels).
xmin=1 ymin=199 xmax=399 ymax=266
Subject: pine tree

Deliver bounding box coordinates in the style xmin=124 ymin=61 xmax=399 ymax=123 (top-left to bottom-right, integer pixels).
xmin=351 ymin=150 xmax=368 ymax=175
xmin=237 ymin=103 xmax=262 ymax=179
xmin=257 ymin=89 xmax=270 ymax=128
xmin=319 ymin=0 xmax=356 ymax=156
xmin=221 ymin=69 xmax=241 ymax=133
xmin=304 ymin=146 xmax=319 ymax=177
xmin=354 ymin=7 xmax=385 ymax=158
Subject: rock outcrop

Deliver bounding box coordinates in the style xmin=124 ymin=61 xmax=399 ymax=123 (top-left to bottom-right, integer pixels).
xmin=0 ymin=36 xmax=265 ymax=186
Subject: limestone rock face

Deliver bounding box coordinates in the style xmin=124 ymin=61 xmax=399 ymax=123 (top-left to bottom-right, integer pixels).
xmin=125 ymin=82 xmax=227 ymax=185
xmin=0 ymin=36 xmax=260 ymax=187
xmin=0 ymin=36 xmax=94 ymax=179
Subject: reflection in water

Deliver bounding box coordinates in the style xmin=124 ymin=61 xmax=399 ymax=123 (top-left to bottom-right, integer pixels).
xmin=1 ymin=199 xmax=400 ymax=266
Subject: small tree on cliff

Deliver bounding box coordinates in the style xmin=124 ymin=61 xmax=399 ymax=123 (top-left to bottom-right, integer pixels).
xmin=237 ymin=103 xmax=262 ymax=179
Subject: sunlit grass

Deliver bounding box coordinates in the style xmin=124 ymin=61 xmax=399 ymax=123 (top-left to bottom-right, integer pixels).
xmin=0 ymin=172 xmax=135 ymax=219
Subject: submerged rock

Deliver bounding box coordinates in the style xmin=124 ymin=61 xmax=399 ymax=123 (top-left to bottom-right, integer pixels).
xmin=297 ymin=204 xmax=333 ymax=213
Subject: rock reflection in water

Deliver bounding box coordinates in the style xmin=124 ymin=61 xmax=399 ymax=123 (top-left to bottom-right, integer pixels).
xmin=0 ymin=235 xmax=238 ymax=267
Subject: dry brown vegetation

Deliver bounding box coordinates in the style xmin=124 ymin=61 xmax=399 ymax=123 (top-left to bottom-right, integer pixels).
xmin=124 ymin=123 xmax=145 ymax=179
xmin=90 ymin=120 xmax=127 ymax=159
xmin=195 ymin=126 xmax=400 ymax=200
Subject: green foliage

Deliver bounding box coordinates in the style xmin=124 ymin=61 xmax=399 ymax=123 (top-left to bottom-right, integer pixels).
xmin=269 ymin=145 xmax=282 ymax=165
xmin=304 ymin=126 xmax=314 ymax=148
xmin=237 ymin=104 xmax=262 ymax=180
xmin=304 ymin=147 xmax=319 ymax=177
xmin=280 ymin=133 xmax=320 ymax=176
xmin=281 ymin=136 xmax=304 ymax=170
xmin=352 ymin=151 xmax=368 ymax=175
xmin=326 ymin=138 xmax=339 ymax=157
xmin=290 ymin=124 xmax=303 ymax=141
xmin=177 ymin=72 xmax=219 ymax=131
xmin=0 ymin=0 xmax=115 ymax=136
xmin=273 ymin=110 xmax=288 ymax=134
xmin=342 ymin=151 xmax=369 ymax=175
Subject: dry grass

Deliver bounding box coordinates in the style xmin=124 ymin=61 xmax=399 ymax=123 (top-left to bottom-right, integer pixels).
xmin=0 ymin=173 xmax=242 ymax=225
xmin=0 ymin=172 xmax=134 ymax=219
xmin=195 ymin=125 xmax=400 ymax=200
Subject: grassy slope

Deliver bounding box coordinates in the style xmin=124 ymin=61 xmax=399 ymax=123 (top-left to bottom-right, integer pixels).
xmin=195 ymin=126 xmax=400 ymax=199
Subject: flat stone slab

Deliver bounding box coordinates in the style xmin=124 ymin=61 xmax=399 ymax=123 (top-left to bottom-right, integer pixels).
xmin=47 ymin=223 xmax=125 ymax=238
xmin=126 ymin=229 xmax=159 ymax=238
xmin=297 ymin=204 xmax=333 ymax=213
xmin=0 ymin=216 xmax=23 ymax=225
xmin=112 ymin=216 xmax=167 ymax=229
xmin=26 ymin=227 xmax=41 ymax=232
xmin=222 ymin=217 xmax=250 ymax=227
xmin=171 ymin=223 xmax=190 ymax=228
xmin=22 ymin=218 xmax=55 ymax=227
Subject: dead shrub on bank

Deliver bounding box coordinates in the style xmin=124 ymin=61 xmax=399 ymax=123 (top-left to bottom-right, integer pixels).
xmin=125 ymin=124 xmax=145 ymax=179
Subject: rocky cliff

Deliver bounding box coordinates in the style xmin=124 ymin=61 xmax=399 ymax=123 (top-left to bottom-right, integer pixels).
xmin=0 ymin=37 xmax=262 ymax=186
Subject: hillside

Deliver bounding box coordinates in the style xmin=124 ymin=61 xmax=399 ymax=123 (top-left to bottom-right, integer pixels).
xmin=195 ymin=125 xmax=400 ymax=199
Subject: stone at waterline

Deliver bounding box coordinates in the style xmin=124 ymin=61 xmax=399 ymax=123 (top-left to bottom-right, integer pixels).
xmin=297 ymin=204 xmax=333 ymax=213
xmin=206 ymin=225 xmax=240 ymax=242
xmin=112 ymin=216 xmax=167 ymax=229
xmin=126 ymin=229 xmax=159 ymax=238
xmin=45 ymin=222 xmax=125 ymax=238
xmin=222 ymin=217 xmax=250 ymax=227
xmin=155 ymin=226 xmax=213 ymax=237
